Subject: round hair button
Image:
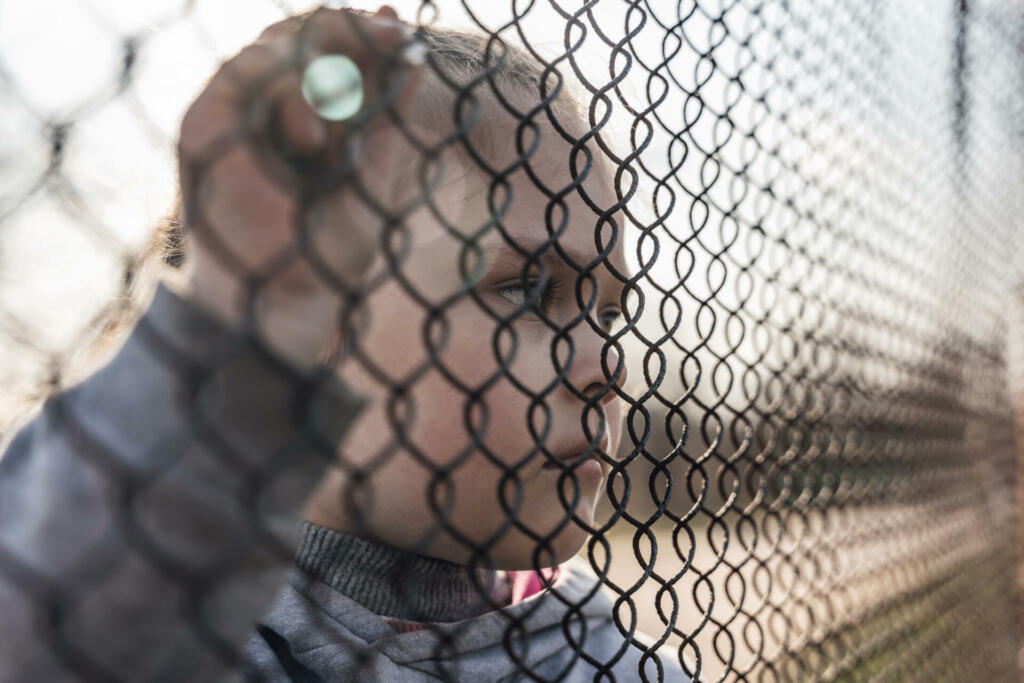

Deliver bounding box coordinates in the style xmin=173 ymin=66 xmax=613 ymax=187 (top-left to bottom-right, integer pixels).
xmin=301 ymin=54 xmax=364 ymax=121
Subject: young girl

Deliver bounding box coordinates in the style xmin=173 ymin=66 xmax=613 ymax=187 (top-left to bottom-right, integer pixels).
xmin=0 ymin=6 xmax=689 ymax=681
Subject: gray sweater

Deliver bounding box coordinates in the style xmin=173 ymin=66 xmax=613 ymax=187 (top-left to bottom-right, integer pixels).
xmin=0 ymin=282 xmax=691 ymax=682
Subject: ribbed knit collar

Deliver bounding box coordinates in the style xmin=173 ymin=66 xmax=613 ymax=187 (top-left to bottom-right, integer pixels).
xmin=294 ymin=522 xmax=508 ymax=623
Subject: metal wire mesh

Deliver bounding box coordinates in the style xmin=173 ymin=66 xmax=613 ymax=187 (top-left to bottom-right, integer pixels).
xmin=1 ymin=0 xmax=1023 ymax=681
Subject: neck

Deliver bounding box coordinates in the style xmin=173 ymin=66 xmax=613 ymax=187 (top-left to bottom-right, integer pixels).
xmin=295 ymin=523 xmax=506 ymax=622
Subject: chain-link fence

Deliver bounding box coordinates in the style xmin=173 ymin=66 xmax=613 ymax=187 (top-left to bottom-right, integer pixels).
xmin=1 ymin=0 xmax=1023 ymax=681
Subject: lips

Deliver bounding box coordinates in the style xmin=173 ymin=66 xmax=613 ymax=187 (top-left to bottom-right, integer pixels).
xmin=541 ymin=437 xmax=610 ymax=470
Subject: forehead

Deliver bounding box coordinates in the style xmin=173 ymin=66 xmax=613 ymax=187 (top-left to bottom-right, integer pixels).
xmin=394 ymin=129 xmax=633 ymax=303
xmin=459 ymin=144 xmax=630 ymax=279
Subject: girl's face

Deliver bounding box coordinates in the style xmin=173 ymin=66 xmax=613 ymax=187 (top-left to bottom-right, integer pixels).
xmin=307 ymin=129 xmax=630 ymax=570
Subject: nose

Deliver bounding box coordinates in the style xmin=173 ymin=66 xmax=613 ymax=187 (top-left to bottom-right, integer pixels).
xmin=564 ymin=324 xmax=628 ymax=406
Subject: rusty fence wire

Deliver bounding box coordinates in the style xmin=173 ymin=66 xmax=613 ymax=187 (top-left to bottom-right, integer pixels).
xmin=1 ymin=0 xmax=1023 ymax=681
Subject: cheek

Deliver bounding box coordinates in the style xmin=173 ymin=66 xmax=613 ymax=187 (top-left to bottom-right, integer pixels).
xmin=436 ymin=299 xmax=557 ymax=389
xmin=606 ymin=399 xmax=624 ymax=451
xmin=346 ymin=291 xmax=552 ymax=459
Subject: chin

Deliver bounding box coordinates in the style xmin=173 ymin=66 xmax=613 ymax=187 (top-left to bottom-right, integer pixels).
xmin=480 ymin=517 xmax=594 ymax=570
xmin=545 ymin=525 xmax=592 ymax=565
xmin=437 ymin=486 xmax=604 ymax=570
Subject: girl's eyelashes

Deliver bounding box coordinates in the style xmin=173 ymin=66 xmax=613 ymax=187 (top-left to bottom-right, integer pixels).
xmin=495 ymin=278 xmax=563 ymax=317
xmin=598 ymin=309 xmax=624 ymax=332
xmin=495 ymin=278 xmax=624 ymax=331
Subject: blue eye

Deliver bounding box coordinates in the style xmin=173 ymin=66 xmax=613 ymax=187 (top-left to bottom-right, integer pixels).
xmin=496 ymin=279 xmax=623 ymax=330
xmin=496 ymin=278 xmax=563 ymax=316
xmin=598 ymin=309 xmax=623 ymax=331
xmin=497 ymin=284 xmax=529 ymax=307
